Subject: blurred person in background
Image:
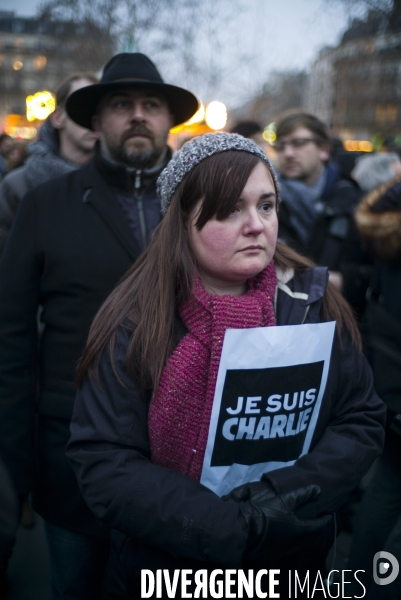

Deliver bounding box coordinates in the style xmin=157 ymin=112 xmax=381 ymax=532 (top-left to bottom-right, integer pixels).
xmin=0 ymin=134 xmax=14 ymax=178
xmin=347 ymin=175 xmax=401 ymax=599
xmin=381 ymin=134 xmax=401 ymax=159
xmin=330 ymin=137 xmax=362 ymax=179
xmin=275 ymin=111 xmax=368 ymax=316
xmin=0 ymin=72 xmax=98 ymax=258
xmin=351 ymin=152 xmax=401 ymax=194
xmin=230 ymin=120 xmax=274 ymax=158
xmin=4 ymin=139 xmax=29 ymax=173
xmin=231 ymin=120 xmax=264 ymax=145
xmin=0 ymin=52 xmax=198 ymax=600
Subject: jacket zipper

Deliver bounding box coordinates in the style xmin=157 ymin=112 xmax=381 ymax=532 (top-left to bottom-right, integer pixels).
xmin=134 ymin=170 xmax=147 ymax=248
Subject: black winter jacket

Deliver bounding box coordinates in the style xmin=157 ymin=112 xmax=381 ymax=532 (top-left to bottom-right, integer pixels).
xmin=67 ymin=266 xmax=385 ymax=564
xmin=0 ymin=147 xmax=169 ymax=535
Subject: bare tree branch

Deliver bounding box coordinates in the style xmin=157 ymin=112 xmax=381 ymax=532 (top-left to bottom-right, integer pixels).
xmin=35 ymin=0 xmax=255 ymax=107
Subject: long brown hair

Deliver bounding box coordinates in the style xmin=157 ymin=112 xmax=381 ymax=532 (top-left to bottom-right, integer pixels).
xmin=76 ymin=150 xmax=360 ymax=393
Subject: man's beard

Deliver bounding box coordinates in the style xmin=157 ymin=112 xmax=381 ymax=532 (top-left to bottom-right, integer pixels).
xmin=104 ymin=125 xmax=166 ymax=169
xmin=114 ymin=144 xmax=162 ymax=169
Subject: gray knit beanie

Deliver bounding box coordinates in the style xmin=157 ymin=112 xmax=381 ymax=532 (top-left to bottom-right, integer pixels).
xmin=157 ymin=132 xmax=278 ymax=214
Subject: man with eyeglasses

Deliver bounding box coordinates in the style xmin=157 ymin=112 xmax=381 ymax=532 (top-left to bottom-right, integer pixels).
xmin=275 ymin=111 xmax=366 ymax=314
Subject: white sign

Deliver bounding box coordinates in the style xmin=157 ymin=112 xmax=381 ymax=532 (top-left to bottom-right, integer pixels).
xmin=200 ymin=322 xmax=336 ymax=496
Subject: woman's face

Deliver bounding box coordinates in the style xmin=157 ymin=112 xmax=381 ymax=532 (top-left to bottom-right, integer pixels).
xmin=189 ymin=161 xmax=278 ymax=296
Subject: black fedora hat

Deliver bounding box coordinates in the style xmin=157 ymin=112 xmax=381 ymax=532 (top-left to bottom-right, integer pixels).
xmin=65 ymin=52 xmax=199 ymax=130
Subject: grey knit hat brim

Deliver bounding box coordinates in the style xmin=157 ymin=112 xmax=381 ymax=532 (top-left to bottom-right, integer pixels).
xmin=157 ymin=132 xmax=278 ymax=214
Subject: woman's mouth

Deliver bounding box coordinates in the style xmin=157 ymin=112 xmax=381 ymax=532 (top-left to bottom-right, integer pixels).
xmin=240 ymin=245 xmax=263 ymax=252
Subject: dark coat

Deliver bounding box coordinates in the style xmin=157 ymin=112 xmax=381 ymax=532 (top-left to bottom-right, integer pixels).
xmin=67 ymin=266 xmax=385 ymax=585
xmin=0 ymin=148 xmax=166 ymax=536
xmin=0 ymin=166 xmax=29 ymax=256
xmin=355 ymin=177 xmax=401 ymax=416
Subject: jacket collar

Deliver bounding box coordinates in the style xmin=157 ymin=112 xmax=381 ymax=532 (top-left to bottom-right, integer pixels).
xmin=275 ymin=266 xmax=328 ymax=326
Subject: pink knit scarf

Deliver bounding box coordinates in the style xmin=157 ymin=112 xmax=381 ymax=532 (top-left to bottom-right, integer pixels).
xmin=148 ymin=262 xmax=277 ymax=481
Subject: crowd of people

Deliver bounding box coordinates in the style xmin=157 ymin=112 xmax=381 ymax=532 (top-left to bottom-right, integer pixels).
xmin=0 ymin=50 xmax=399 ymax=600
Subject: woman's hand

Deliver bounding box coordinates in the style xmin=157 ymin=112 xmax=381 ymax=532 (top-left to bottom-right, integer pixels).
xmin=223 ymin=479 xmax=332 ymax=562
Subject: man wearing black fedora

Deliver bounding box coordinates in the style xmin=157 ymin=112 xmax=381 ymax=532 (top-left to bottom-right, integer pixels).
xmin=0 ymin=52 xmax=198 ymax=600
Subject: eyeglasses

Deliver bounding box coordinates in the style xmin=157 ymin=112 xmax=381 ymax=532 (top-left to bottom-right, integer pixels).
xmin=274 ymin=138 xmax=320 ymax=152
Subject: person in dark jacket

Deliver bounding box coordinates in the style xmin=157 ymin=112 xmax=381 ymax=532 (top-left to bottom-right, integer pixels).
xmin=67 ymin=133 xmax=385 ymax=599
xmin=275 ymin=112 xmax=368 ymax=316
xmin=0 ymin=72 xmax=98 ymax=258
xmin=0 ymin=52 xmax=198 ymax=600
xmin=347 ymin=176 xmax=401 ymax=599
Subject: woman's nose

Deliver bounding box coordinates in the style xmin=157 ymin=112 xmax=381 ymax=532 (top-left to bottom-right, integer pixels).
xmin=243 ymin=210 xmax=264 ymax=234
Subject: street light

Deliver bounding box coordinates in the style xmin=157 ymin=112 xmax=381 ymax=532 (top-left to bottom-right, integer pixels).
xmin=205 ymin=101 xmax=227 ymax=130
xmin=26 ymin=91 xmax=56 ymax=122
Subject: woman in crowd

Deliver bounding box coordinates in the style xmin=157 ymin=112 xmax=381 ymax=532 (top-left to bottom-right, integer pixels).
xmin=67 ymin=133 xmax=385 ymax=599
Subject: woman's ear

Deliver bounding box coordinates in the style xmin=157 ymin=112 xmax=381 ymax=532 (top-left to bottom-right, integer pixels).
xmin=50 ymin=107 xmax=66 ymax=131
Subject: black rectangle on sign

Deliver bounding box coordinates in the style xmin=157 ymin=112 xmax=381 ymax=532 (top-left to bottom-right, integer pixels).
xmin=210 ymin=361 xmax=324 ymax=467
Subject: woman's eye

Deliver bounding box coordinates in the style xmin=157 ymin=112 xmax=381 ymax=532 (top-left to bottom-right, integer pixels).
xmin=260 ymin=202 xmax=273 ymax=212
